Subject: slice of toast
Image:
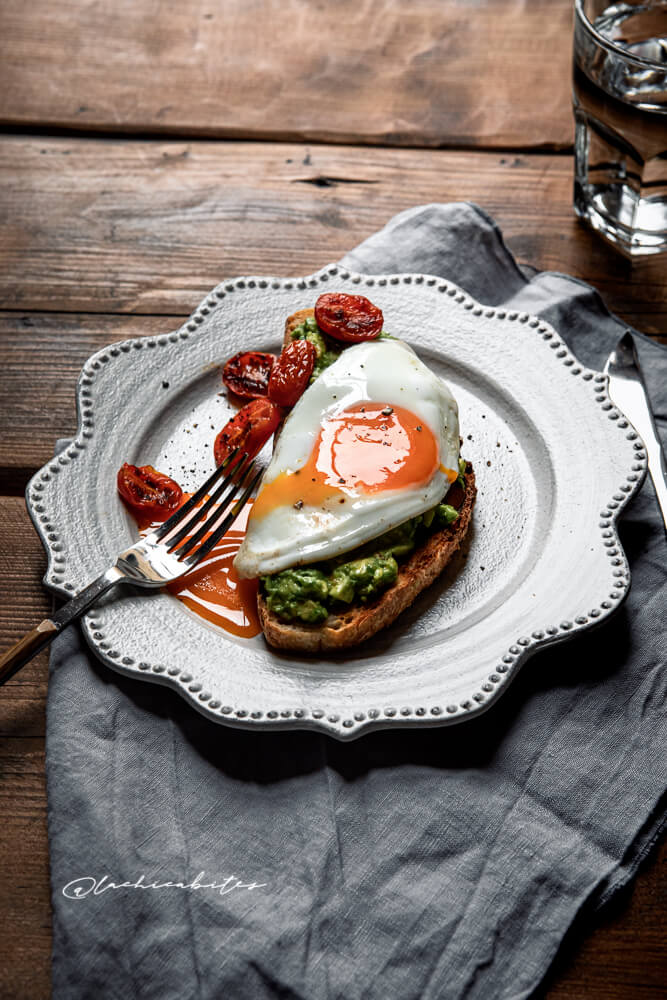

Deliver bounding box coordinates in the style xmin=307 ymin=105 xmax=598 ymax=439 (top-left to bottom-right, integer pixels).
xmin=257 ymin=464 xmax=476 ymax=652
xmin=256 ymin=309 xmax=477 ymax=651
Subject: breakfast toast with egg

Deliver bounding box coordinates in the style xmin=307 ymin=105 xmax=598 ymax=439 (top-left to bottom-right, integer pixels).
xmin=257 ymin=463 xmax=475 ymax=651
xmin=256 ymin=309 xmax=477 ymax=652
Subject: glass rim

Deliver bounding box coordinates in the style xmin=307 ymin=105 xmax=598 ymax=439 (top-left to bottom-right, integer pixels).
xmin=574 ymin=0 xmax=667 ymax=69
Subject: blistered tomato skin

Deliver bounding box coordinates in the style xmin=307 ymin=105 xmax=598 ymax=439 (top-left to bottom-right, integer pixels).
xmin=268 ymin=340 xmax=316 ymax=407
xmin=214 ymin=398 xmax=283 ymax=466
xmin=222 ymin=351 xmax=276 ymax=399
xmin=117 ymin=464 xmax=183 ymax=522
xmin=314 ymin=293 xmax=383 ymax=343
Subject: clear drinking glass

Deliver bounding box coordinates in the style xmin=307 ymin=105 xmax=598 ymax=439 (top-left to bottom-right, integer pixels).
xmin=572 ymin=0 xmax=667 ymax=256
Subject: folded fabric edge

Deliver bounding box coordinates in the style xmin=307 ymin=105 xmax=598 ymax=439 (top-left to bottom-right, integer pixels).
xmin=340 ymin=200 xmax=666 ymax=360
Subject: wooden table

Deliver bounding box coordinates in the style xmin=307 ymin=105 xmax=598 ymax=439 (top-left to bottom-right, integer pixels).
xmin=0 ymin=2 xmax=665 ymax=997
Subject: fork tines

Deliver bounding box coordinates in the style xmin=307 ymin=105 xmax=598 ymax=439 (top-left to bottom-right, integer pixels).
xmin=179 ymin=463 xmax=263 ymax=568
xmin=171 ymin=455 xmax=254 ymax=558
xmin=147 ymin=449 xmax=263 ymax=569
xmin=152 ymin=448 xmax=249 ymax=544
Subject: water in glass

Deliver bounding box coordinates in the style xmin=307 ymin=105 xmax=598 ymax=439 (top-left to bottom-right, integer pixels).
xmin=573 ymin=0 xmax=667 ymax=256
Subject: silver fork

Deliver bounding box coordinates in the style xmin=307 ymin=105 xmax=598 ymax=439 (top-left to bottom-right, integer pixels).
xmin=0 ymin=450 xmax=262 ymax=685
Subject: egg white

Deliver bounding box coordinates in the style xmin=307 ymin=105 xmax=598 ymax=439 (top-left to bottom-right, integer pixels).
xmin=234 ymin=339 xmax=460 ymax=578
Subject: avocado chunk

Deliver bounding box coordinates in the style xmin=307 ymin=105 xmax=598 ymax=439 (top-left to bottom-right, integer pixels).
xmin=329 ymin=553 xmax=398 ymax=605
xmin=434 ymin=503 xmax=459 ymax=526
xmin=370 ymin=519 xmax=418 ymax=559
xmin=457 ymin=456 xmax=467 ymax=488
xmin=262 ymin=567 xmax=329 ymax=624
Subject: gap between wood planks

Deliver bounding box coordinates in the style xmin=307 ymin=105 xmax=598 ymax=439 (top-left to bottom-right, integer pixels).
xmin=0 ymin=122 xmax=574 ymax=155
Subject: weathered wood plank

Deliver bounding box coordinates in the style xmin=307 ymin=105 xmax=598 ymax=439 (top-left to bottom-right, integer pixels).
xmin=0 ymin=497 xmax=51 ymax=999
xmin=0 ymin=313 xmax=175 ymax=490
xmin=0 ymin=733 xmax=51 ymax=1000
xmin=0 ymin=494 xmax=665 ymax=998
xmin=1 ymin=138 xmax=665 ymax=333
xmin=0 ymin=0 xmax=574 ymax=149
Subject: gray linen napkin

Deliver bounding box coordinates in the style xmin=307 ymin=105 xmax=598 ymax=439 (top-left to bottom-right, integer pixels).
xmin=46 ymin=203 xmax=666 ymax=1000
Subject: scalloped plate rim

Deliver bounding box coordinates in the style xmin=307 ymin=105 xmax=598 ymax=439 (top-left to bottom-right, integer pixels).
xmin=24 ymin=263 xmax=648 ymax=740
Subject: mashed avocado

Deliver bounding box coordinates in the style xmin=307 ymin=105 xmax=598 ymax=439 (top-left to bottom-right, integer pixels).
xmin=290 ymin=316 xmax=394 ymax=380
xmin=263 ymin=552 xmax=399 ymax=625
xmin=260 ymin=459 xmax=469 ymax=625
xmin=262 ymin=568 xmax=330 ymax=625
xmin=329 ymin=553 xmax=398 ymax=604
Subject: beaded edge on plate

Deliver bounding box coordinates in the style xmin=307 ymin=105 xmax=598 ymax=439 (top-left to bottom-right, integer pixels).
xmin=25 ymin=264 xmax=648 ymax=740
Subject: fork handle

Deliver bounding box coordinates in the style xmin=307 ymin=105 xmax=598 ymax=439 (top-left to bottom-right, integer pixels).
xmin=0 ymin=620 xmax=60 ymax=684
xmin=0 ymin=566 xmax=123 ymax=686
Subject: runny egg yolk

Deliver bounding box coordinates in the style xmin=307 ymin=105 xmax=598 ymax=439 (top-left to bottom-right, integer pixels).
xmin=251 ymin=402 xmax=455 ymax=521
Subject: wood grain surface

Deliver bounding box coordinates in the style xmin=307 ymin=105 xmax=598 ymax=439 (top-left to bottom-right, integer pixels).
xmin=0 ymin=499 xmax=52 ymax=1000
xmin=0 ymin=0 xmax=574 ymax=149
xmin=0 ymin=313 xmax=173 ymax=490
xmin=1 ymin=138 xmax=665 ymax=331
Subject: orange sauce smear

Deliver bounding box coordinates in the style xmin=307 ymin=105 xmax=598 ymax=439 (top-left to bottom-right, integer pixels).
xmin=139 ymin=498 xmax=261 ymax=639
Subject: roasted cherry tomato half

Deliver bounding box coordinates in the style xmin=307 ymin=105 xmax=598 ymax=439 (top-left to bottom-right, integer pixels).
xmin=214 ymin=398 xmax=283 ymax=466
xmin=267 ymin=339 xmax=316 ymax=408
xmin=314 ymin=292 xmax=383 ymax=343
xmin=117 ymin=464 xmax=183 ymax=522
xmin=222 ymin=350 xmax=276 ymax=399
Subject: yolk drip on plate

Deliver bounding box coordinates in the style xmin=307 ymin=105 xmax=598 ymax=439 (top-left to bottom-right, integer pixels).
xmin=140 ymin=499 xmax=260 ymax=638
xmin=251 ymin=401 xmax=449 ymax=521
xmin=168 ymin=500 xmax=260 ymax=638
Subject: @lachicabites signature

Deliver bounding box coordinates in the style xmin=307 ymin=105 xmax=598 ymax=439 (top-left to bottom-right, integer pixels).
xmin=62 ymin=872 xmax=267 ymax=899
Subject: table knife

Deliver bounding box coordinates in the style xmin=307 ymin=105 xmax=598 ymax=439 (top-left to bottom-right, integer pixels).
xmin=604 ymin=331 xmax=667 ymax=530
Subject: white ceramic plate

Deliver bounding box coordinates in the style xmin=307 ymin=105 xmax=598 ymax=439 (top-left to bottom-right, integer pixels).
xmin=26 ymin=265 xmax=647 ymax=739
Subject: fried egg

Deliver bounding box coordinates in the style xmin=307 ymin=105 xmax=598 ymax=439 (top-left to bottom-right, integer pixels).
xmin=234 ymin=338 xmax=460 ymax=578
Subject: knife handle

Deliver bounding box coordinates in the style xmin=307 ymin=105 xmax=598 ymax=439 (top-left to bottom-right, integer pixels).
xmin=0 ymin=619 xmax=59 ymax=685
xmin=645 ymin=431 xmax=667 ymax=531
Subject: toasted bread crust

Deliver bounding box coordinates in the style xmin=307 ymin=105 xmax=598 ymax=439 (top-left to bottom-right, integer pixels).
xmin=257 ymin=465 xmax=476 ymax=651
xmin=284 ymin=308 xmax=315 ymax=347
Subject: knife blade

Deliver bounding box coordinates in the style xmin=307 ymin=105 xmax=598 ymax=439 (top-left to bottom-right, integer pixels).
xmin=604 ymin=331 xmax=667 ymax=530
